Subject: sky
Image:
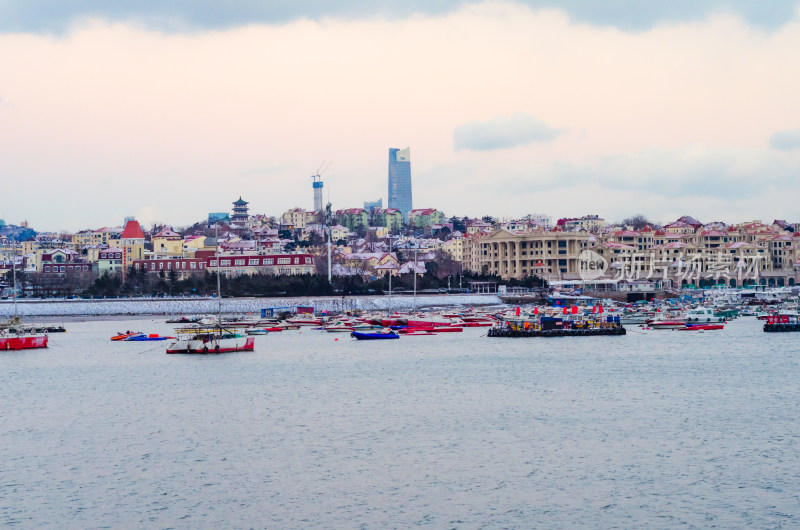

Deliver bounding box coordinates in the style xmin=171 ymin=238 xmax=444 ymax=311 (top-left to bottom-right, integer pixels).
xmin=2 ymin=0 xmax=800 ymax=232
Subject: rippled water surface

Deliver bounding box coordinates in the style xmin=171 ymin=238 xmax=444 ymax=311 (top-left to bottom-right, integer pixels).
xmin=2 ymin=317 xmax=800 ymax=527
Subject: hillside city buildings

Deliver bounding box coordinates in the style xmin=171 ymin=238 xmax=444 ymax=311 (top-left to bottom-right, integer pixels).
xmin=2 ymin=149 xmax=800 ymax=296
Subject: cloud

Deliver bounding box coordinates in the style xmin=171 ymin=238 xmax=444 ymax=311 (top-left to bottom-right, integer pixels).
xmin=422 ymin=143 xmax=800 ymax=223
xmin=453 ymin=112 xmax=563 ymax=151
xmin=1 ymin=0 xmax=798 ymax=34
xmin=770 ymin=129 xmax=800 ymax=151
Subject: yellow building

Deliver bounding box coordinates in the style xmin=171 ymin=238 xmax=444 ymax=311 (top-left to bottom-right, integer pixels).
xmin=151 ymin=227 xmax=184 ymax=257
xmin=464 ymin=228 xmax=592 ymax=279
xmin=442 ymin=237 xmax=464 ymax=262
xmin=119 ymin=219 xmax=146 ymax=272
xmin=281 ymin=208 xmax=308 ymax=230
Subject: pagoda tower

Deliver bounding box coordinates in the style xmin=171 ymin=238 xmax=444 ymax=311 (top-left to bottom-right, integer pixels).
xmin=232 ymin=197 xmax=249 ymax=223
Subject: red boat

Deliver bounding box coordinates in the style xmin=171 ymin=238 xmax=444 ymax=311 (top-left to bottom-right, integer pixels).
xmin=0 ymin=332 xmax=48 ymax=350
xmin=680 ymin=324 xmax=725 ymax=331
xmin=401 ymin=326 xmax=463 ymax=333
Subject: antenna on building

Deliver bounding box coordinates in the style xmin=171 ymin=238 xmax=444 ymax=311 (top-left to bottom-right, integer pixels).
xmin=312 ymin=161 xmax=333 ymax=213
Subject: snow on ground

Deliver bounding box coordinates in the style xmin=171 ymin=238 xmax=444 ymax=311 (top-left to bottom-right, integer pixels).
xmin=0 ymin=294 xmax=503 ymax=317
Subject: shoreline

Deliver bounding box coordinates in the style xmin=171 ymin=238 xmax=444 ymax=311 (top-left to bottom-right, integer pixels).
xmin=0 ymin=294 xmax=504 ymax=318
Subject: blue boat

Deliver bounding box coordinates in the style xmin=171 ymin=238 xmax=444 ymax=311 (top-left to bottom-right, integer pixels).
xmin=125 ymin=334 xmax=176 ymax=341
xmin=351 ymin=331 xmax=399 ymax=340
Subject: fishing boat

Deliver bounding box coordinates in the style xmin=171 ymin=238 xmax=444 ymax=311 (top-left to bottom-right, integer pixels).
xmin=166 ymin=327 xmax=255 ymax=353
xmin=351 ymin=330 xmax=399 ymax=340
xmin=0 ymin=322 xmax=49 ymax=350
xmin=166 ymin=223 xmax=256 ymax=354
xmin=763 ymin=314 xmax=800 ymax=332
xmin=685 ymin=307 xmax=726 ymax=323
xmin=1 ymin=247 xmax=48 ymax=351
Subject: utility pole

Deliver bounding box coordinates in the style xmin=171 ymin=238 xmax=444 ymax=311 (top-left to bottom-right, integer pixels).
xmin=413 ymin=243 xmax=418 ymax=312
xmin=326 ymin=202 xmax=332 ymax=283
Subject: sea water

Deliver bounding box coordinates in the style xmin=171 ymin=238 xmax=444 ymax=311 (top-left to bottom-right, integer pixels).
xmin=2 ymin=317 xmax=799 ymax=527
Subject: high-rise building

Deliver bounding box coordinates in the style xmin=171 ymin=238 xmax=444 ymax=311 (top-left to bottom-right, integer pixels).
xmin=388 ymin=147 xmax=412 ymax=223
xmin=364 ymin=198 xmax=383 ymax=213
xmin=312 ymin=175 xmax=324 ymax=212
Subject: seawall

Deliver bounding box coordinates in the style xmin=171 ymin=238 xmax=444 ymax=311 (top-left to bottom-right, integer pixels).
xmin=0 ymin=294 xmax=504 ymax=317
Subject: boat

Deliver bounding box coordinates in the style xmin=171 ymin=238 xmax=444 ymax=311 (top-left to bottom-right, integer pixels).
xmin=166 ymin=327 xmax=255 ymax=353
xmin=125 ymin=333 xmax=177 ymax=341
xmin=0 ymin=250 xmax=48 ymax=351
xmin=165 ymin=316 xmax=201 ymax=324
xmin=402 ymin=326 xmax=463 ymax=333
xmin=685 ymin=307 xmax=726 ymax=323
xmin=648 ymin=321 xmax=687 ymax=330
xmin=111 ymin=331 xmax=143 ymax=341
xmin=324 ymin=325 xmax=356 ymax=333
xmin=0 ymin=322 xmax=49 ymax=350
xmin=488 ymin=315 xmax=626 ymax=337
xmin=680 ymin=324 xmax=725 ymax=331
xmin=245 ymin=328 xmax=271 ymax=335
xmin=351 ymin=330 xmax=399 ymax=340
xmin=763 ymin=314 xmax=800 ymax=332
xmin=166 ymin=223 xmax=256 ymax=354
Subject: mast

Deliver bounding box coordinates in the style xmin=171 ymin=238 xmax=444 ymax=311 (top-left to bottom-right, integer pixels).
xmin=413 ymin=243 xmax=417 ymax=312
xmin=12 ymin=239 xmax=18 ymax=320
xmin=215 ymin=223 xmax=222 ymax=329
xmin=388 ymin=236 xmax=392 ymax=313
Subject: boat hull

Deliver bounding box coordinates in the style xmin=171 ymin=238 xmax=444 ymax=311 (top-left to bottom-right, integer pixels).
xmin=0 ymin=334 xmax=49 ymax=350
xmin=166 ymin=336 xmax=255 ymax=354
xmin=351 ymin=331 xmax=399 ymax=340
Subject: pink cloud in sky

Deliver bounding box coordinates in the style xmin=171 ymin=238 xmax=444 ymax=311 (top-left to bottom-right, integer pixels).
xmin=0 ymin=2 xmax=799 ymax=230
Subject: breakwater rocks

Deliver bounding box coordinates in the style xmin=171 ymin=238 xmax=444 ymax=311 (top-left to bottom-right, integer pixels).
xmin=0 ymin=294 xmax=503 ymax=317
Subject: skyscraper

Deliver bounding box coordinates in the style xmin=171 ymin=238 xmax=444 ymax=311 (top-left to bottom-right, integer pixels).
xmin=388 ymin=147 xmax=412 ymax=222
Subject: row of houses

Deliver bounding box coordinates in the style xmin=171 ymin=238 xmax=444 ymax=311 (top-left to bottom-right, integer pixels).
xmin=460 ymin=218 xmax=800 ymax=287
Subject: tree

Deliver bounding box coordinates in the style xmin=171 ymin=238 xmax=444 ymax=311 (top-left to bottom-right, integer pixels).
xmin=620 ymin=214 xmax=653 ymax=231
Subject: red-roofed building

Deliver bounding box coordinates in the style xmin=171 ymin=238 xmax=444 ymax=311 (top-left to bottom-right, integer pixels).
xmin=121 ymin=219 xmax=145 ymax=240
xmin=120 ymin=219 xmax=146 ymax=275
xmin=408 ymin=208 xmax=445 ymax=229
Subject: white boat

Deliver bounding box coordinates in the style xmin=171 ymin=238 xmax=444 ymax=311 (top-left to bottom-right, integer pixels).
xmin=167 ymin=327 xmax=255 ymax=354
xmin=167 ymin=223 xmax=256 ymax=354
xmin=685 ymin=307 xmax=726 ymax=323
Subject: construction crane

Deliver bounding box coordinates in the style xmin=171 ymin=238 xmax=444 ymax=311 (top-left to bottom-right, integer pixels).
xmin=311 ymin=160 xmax=332 ymax=212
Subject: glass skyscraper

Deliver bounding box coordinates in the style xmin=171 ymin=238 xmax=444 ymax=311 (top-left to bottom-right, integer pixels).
xmin=388 ymin=147 xmax=412 ymax=222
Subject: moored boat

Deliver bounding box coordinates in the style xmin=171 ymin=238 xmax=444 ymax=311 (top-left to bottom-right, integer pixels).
xmin=685 ymin=307 xmax=726 ymax=323
xmin=648 ymin=321 xmax=687 ymax=330
xmin=166 ymin=327 xmax=255 ymax=353
xmin=125 ymin=333 xmax=177 ymax=341
xmin=0 ymin=327 xmax=49 ymax=350
xmin=680 ymin=324 xmax=725 ymax=331
xmin=351 ymin=330 xmax=399 ymax=340
xmin=763 ymin=314 xmax=800 ymax=332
